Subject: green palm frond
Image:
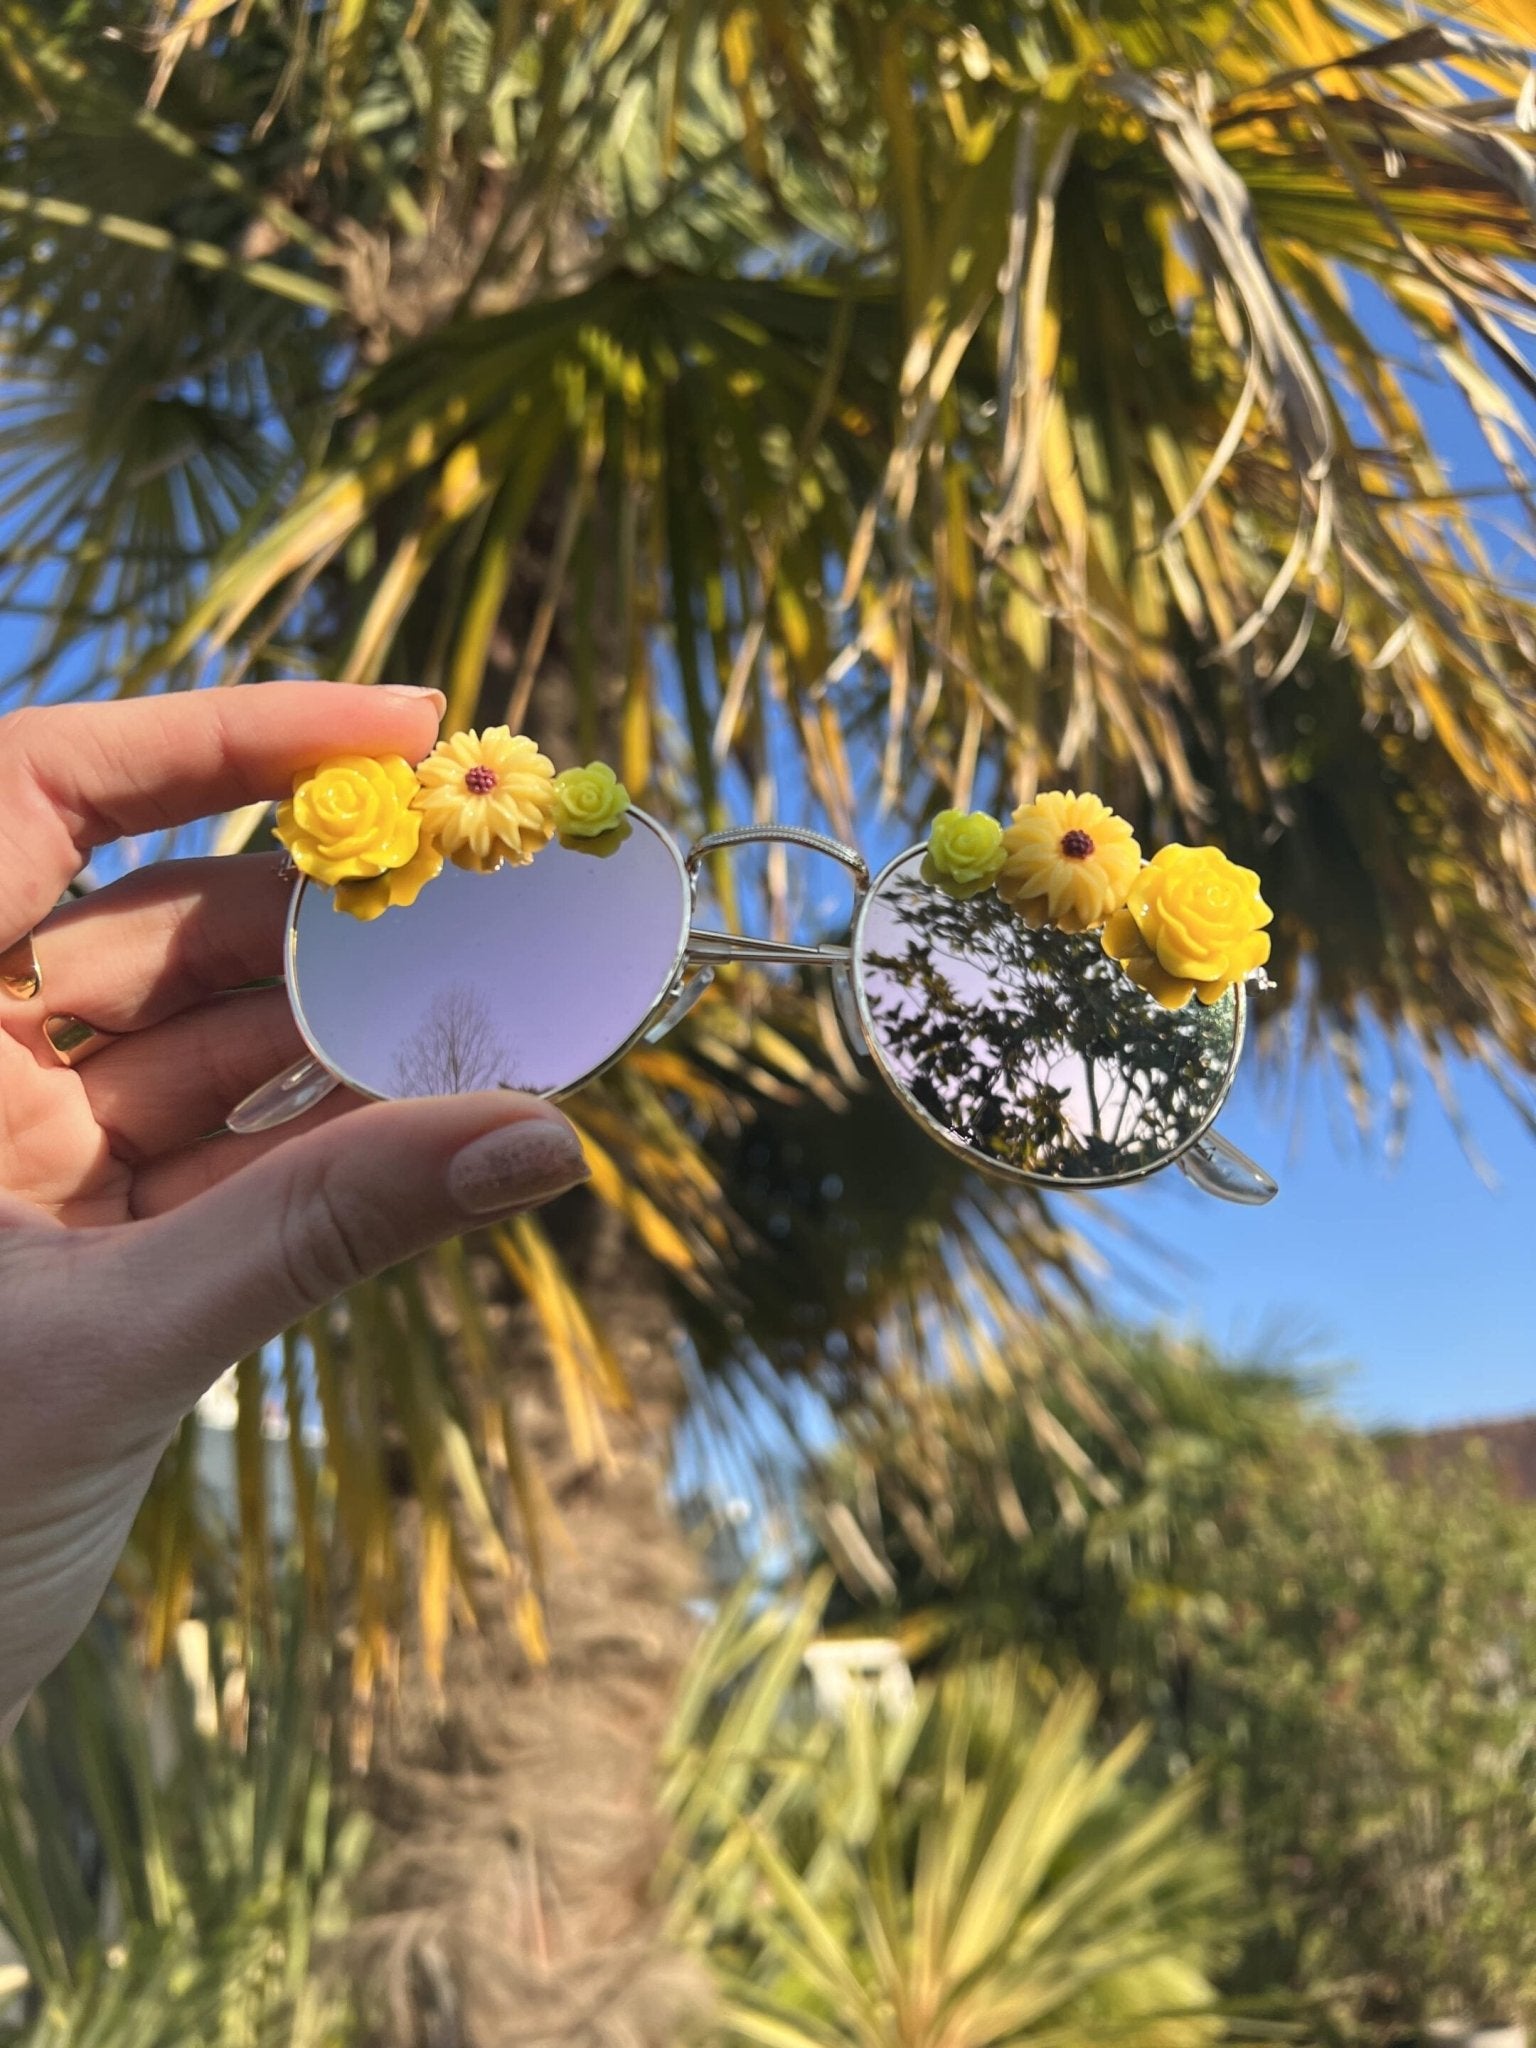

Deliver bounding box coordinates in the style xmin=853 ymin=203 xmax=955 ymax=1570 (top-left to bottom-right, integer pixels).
xmin=802 ymin=1326 xmax=1536 ymax=2041
xmin=0 ymin=1598 xmax=366 ymax=2046
xmin=662 ymin=1580 xmax=1240 ymax=2048
xmin=806 ymin=1324 xmax=1319 ymax=1676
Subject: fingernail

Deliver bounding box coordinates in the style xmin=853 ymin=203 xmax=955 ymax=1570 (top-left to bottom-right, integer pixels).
xmin=378 ymin=684 xmax=447 ymax=713
xmin=447 ymin=1118 xmax=590 ymax=1216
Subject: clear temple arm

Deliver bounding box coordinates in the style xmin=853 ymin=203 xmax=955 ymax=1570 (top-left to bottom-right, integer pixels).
xmin=226 ymin=1055 xmax=339 ymax=1134
xmin=1177 ymin=1128 xmax=1278 ymax=1205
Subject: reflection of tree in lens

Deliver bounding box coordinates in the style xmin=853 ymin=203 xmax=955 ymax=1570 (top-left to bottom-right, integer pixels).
xmin=390 ymin=983 xmax=526 ymax=1096
xmin=860 ymin=874 xmax=1234 ymax=1181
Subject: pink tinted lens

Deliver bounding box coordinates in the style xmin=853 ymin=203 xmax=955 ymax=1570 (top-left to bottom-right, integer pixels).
xmin=289 ymin=814 xmax=688 ymax=1100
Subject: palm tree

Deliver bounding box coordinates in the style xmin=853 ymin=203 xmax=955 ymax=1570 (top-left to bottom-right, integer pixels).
xmin=4 ymin=0 xmax=1536 ymax=2036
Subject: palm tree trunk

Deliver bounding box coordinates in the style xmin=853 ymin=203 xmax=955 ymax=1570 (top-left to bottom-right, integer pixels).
xmin=353 ymin=555 xmax=710 ymax=2045
xmin=353 ymin=1243 xmax=708 ymax=2048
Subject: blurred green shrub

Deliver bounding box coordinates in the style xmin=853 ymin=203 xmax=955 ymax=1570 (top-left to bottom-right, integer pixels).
xmin=810 ymin=1328 xmax=1536 ymax=2041
xmin=0 ymin=1600 xmax=366 ymax=2048
xmin=661 ymin=1577 xmax=1237 ymax=2048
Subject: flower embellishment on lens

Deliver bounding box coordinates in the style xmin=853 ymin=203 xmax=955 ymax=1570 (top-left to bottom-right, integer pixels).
xmin=415 ymin=727 xmax=557 ymax=872
xmin=995 ymin=791 xmax=1142 ymax=933
xmin=553 ymin=761 xmax=631 ymax=843
xmin=1102 ymin=845 xmax=1272 ymax=1009
xmin=275 ymin=754 xmax=424 ymax=888
xmin=274 ymin=724 xmax=630 ymax=921
xmin=923 ymin=810 xmax=1007 ymax=898
xmin=925 ymin=789 xmax=1272 ymax=1009
xmin=333 ymin=836 xmax=445 ymax=923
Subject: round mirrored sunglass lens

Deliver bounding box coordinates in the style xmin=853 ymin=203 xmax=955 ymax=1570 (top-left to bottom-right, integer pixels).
xmin=853 ymin=851 xmax=1239 ymax=1185
xmin=289 ymin=814 xmax=689 ymax=1102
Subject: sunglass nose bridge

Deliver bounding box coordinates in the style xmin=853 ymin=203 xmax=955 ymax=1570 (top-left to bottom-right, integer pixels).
xmin=682 ymin=825 xmax=869 ymax=975
xmin=684 ymin=824 xmax=870 ymax=891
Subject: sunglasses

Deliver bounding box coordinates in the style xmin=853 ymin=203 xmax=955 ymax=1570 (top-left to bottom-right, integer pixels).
xmin=229 ymin=814 xmax=1277 ymax=1205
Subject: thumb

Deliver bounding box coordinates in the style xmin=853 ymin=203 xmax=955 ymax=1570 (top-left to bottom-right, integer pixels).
xmin=132 ymin=1094 xmax=588 ymax=1403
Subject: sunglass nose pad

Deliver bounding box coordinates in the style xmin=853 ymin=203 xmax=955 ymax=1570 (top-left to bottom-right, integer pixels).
xmin=1176 ymin=1130 xmax=1278 ymax=1205
xmin=830 ymin=965 xmax=868 ymax=1060
xmin=644 ymin=966 xmax=716 ymax=1044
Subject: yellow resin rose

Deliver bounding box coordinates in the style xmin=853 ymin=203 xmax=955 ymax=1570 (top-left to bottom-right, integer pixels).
xmin=275 ymin=754 xmax=422 ymax=886
xmin=413 ymin=727 xmax=556 ymax=871
xmin=923 ymin=809 xmax=1006 ymax=897
xmin=553 ymin=761 xmax=631 ymax=839
xmin=997 ymin=791 xmax=1141 ymax=933
xmin=1102 ymin=843 xmax=1273 ymax=1010
xmin=333 ymin=833 xmax=445 ymax=922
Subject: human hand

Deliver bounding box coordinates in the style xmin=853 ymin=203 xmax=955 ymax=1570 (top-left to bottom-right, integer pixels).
xmin=0 ymin=684 xmax=589 ymax=1736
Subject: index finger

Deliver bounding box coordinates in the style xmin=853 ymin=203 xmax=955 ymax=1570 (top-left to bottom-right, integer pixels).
xmin=0 ymin=682 xmax=445 ymax=948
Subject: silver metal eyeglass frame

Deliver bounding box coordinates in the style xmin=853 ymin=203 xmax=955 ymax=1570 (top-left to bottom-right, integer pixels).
xmin=228 ymin=817 xmax=1278 ymax=1205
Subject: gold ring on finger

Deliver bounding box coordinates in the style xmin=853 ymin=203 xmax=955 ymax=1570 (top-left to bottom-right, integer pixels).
xmin=0 ymin=930 xmax=41 ymax=1002
xmin=43 ymin=1013 xmax=118 ymax=1067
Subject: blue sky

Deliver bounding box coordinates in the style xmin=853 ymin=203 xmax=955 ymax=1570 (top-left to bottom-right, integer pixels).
xmin=1094 ymin=1052 xmax=1536 ymax=1429
xmin=1123 ymin=293 xmax=1536 ymax=1431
